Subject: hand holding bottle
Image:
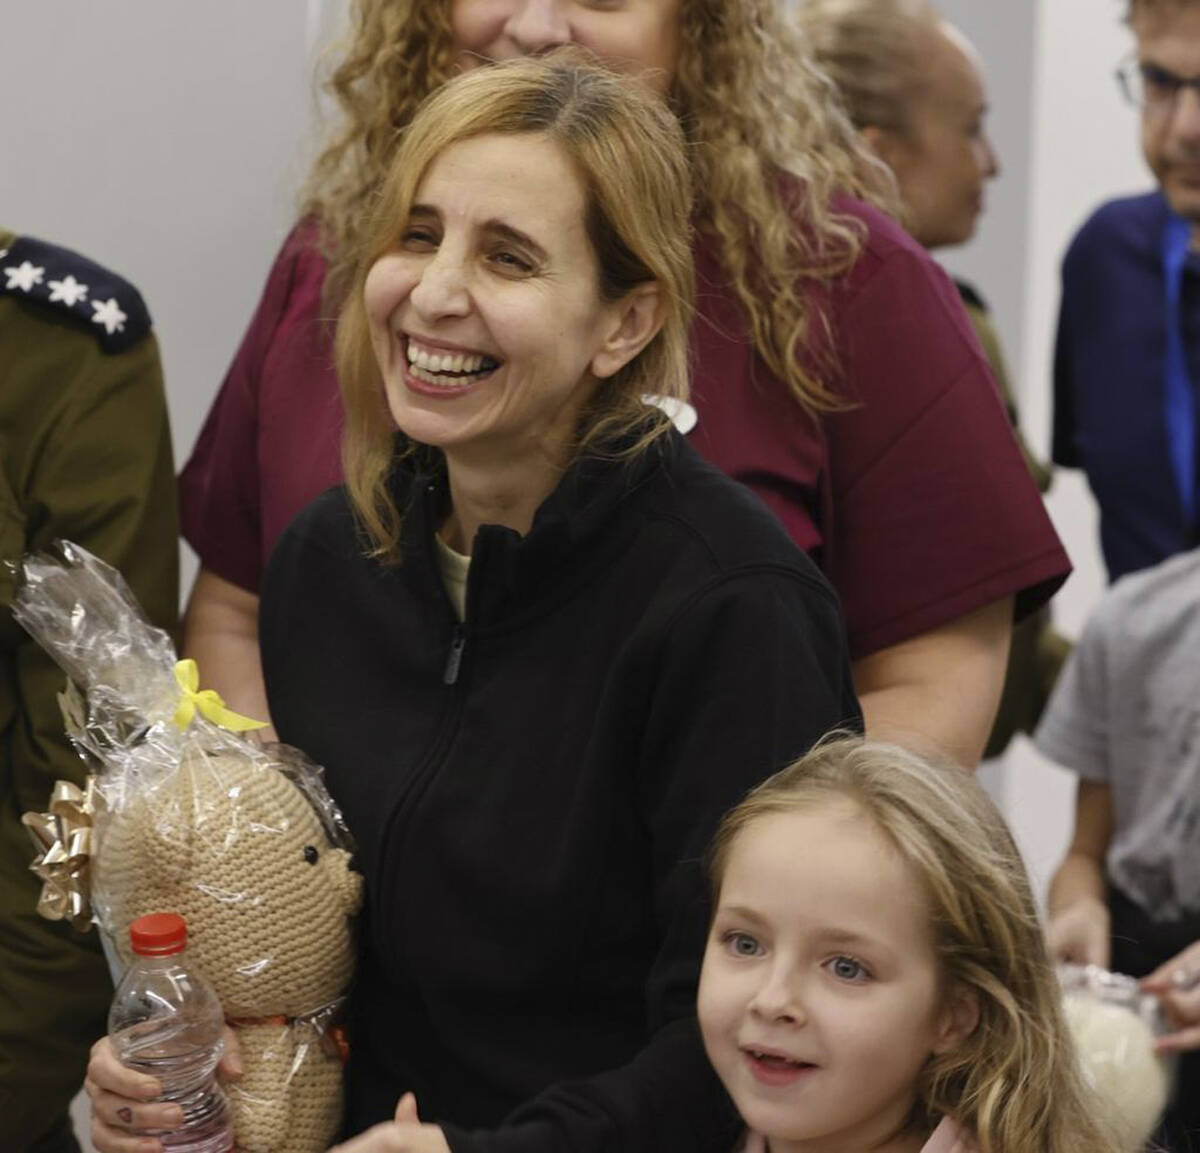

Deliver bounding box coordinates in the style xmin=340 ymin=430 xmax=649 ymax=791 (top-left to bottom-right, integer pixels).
xmin=88 ymin=914 xmax=241 ymax=1153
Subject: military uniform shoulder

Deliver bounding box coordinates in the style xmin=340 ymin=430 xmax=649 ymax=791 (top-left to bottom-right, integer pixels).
xmin=0 ymin=231 xmax=152 ymax=354
xmin=952 ymin=277 xmax=988 ymax=313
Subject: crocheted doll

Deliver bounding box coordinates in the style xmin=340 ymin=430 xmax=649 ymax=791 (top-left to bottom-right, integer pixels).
xmin=92 ymin=748 xmax=362 ymax=1152
xmin=13 ymin=543 xmax=363 ymax=1152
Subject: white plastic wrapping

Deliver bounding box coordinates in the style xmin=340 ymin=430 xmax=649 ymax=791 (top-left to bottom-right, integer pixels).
xmin=1058 ymin=962 xmax=1174 ymax=1152
xmin=14 ymin=541 xmax=363 ymax=1153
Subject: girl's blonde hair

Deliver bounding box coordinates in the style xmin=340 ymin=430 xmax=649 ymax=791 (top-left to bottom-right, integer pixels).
xmin=335 ymin=53 xmax=694 ymax=561
xmin=709 ymin=735 xmax=1121 ymax=1153
xmin=303 ymin=0 xmax=894 ymax=414
xmin=797 ymin=0 xmax=941 ymax=137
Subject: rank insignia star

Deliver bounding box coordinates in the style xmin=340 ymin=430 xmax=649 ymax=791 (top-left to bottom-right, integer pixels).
xmin=2 ymin=233 xmax=152 ymax=352
xmin=4 ymin=261 xmax=45 ymax=292
xmin=48 ymin=275 xmax=89 ymax=307
xmin=91 ymin=297 xmax=128 ymax=335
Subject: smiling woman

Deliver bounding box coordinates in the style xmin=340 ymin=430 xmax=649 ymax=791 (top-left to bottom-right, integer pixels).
xmin=357 ymin=132 xmax=658 ymax=549
xmin=251 ymin=55 xmax=858 ymax=1151
xmin=335 ymin=55 xmax=694 ymax=563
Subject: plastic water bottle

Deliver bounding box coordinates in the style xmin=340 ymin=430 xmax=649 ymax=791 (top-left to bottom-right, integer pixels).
xmin=109 ymin=913 xmax=234 ymax=1153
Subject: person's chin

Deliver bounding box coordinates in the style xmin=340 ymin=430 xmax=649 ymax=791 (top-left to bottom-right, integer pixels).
xmin=734 ymin=1094 xmax=827 ymax=1147
xmin=1163 ymin=173 xmax=1200 ymax=220
xmin=923 ymin=219 xmax=976 ymax=253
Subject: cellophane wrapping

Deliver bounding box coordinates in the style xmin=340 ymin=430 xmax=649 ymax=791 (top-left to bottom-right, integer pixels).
xmin=1058 ymin=962 xmax=1175 ymax=1151
xmin=14 ymin=541 xmax=363 ymax=1153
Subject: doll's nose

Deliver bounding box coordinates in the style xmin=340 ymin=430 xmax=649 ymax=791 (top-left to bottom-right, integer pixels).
xmin=326 ymin=847 xmax=364 ymax=913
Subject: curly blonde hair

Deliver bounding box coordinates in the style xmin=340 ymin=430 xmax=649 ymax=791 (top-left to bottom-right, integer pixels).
xmin=302 ymin=0 xmax=893 ymax=413
xmin=335 ymin=53 xmax=695 ymax=562
xmin=708 ymin=735 xmax=1123 ymax=1153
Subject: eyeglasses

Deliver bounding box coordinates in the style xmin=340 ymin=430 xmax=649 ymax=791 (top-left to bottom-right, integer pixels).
xmin=1117 ymin=57 xmax=1200 ymax=111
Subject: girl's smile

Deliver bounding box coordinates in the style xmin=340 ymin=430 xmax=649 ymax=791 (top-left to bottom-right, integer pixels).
xmin=742 ymin=1047 xmax=819 ymax=1087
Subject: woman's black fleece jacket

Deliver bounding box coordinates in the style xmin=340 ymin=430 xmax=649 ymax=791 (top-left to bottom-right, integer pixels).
xmin=260 ymin=430 xmax=861 ymax=1152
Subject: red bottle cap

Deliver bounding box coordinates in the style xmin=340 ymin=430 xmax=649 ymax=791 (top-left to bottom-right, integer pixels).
xmin=129 ymin=912 xmax=188 ymax=957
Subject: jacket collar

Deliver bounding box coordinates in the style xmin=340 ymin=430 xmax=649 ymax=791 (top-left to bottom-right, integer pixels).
xmin=393 ymin=427 xmax=678 ymax=626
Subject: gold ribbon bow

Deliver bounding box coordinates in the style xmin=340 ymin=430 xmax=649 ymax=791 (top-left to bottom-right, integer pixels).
xmin=21 ymin=777 xmax=99 ymax=932
xmin=172 ymin=659 xmax=268 ymax=733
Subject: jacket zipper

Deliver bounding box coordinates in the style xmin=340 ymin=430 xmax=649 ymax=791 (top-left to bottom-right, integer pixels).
xmin=443 ymin=625 xmax=466 ymax=685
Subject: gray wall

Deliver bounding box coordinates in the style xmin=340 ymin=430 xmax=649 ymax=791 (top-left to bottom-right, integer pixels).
xmin=934 ymin=0 xmax=1038 ymax=398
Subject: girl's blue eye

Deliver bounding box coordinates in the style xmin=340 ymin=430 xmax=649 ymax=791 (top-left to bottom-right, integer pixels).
xmin=723 ymin=931 xmax=764 ymax=958
xmin=829 ymin=955 xmax=868 ymax=982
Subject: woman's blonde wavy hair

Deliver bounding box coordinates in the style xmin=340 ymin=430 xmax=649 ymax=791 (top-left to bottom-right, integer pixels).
xmin=708 ymin=735 xmax=1122 ymax=1153
xmin=335 ymin=53 xmax=694 ymax=561
xmin=302 ymin=0 xmax=894 ymax=413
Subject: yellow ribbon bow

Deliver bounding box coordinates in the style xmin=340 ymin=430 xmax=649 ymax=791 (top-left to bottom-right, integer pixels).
xmin=22 ymin=777 xmax=99 ymax=932
xmin=172 ymin=659 xmax=268 ymax=732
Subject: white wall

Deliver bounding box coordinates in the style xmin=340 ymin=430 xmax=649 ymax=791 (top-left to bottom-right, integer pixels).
xmin=934 ymin=0 xmax=1037 ymax=389
xmin=1003 ymin=0 xmax=1151 ymax=898
xmin=933 ymin=2 xmax=1153 ymax=899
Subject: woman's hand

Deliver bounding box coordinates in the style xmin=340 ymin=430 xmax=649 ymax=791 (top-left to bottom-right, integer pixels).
xmin=84 ymin=1027 xmax=243 ymax=1153
xmin=1141 ymin=941 xmax=1200 ymax=1053
xmin=329 ymin=1094 xmax=451 ymax=1153
xmin=1045 ymin=896 xmax=1111 ymax=968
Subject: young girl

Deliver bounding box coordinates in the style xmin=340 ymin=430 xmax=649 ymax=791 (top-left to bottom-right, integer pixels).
xmin=697 ymin=736 xmax=1119 ymax=1153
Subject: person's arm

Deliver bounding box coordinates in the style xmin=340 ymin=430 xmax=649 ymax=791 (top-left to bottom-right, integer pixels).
xmin=1033 ymin=597 xmax=1114 ymax=968
xmin=852 ymin=596 xmax=1012 ymax=769
xmin=428 ymin=570 xmax=859 ymax=1153
xmin=1045 ymin=780 xmax=1113 ymax=968
xmin=821 ymin=237 xmax=1068 ymax=761
xmin=26 ymin=330 xmax=178 ymax=625
xmin=181 ymin=567 xmax=274 ymax=735
xmin=6 ymin=313 xmax=178 ymax=1140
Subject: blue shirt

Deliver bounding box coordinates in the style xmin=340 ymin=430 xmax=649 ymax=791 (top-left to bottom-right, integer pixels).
xmin=1053 ymin=190 xmax=1200 ymax=580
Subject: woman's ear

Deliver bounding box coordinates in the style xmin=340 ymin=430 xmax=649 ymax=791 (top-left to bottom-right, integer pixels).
xmin=860 ymin=123 xmax=902 ymax=172
xmin=590 ymin=283 xmax=665 ymax=380
xmin=932 ymin=985 xmax=980 ymax=1055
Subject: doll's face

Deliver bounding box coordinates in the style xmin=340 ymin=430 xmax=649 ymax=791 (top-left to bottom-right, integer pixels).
xmin=94 ymin=754 xmax=362 ymax=1017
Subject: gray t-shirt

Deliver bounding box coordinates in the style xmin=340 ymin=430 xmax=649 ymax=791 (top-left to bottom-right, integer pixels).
xmin=1034 ymin=548 xmax=1200 ymax=922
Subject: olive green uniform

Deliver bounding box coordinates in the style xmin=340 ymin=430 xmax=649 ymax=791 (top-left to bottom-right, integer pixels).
xmin=955 ymin=281 xmax=1071 ymax=759
xmin=0 ymin=229 xmax=178 ymax=1150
